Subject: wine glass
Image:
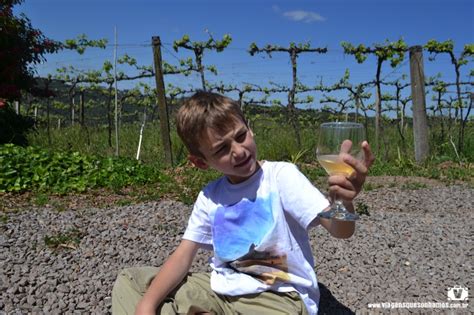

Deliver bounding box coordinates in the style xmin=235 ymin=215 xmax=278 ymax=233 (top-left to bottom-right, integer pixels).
xmin=316 ymin=122 xmax=365 ymax=221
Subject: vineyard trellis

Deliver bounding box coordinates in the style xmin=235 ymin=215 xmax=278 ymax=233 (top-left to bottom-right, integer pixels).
xmin=249 ymin=42 xmax=328 ymax=148
xmin=19 ymin=34 xmax=474 ymax=163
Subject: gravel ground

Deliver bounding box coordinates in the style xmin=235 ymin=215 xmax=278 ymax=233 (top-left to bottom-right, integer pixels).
xmin=1 ymin=180 xmax=472 ymax=314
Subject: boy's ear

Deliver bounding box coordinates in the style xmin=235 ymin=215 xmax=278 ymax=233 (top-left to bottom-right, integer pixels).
xmin=188 ymin=155 xmax=209 ymax=170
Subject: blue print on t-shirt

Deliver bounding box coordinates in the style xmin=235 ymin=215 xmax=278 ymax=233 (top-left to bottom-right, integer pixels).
xmin=213 ymin=197 xmax=274 ymax=262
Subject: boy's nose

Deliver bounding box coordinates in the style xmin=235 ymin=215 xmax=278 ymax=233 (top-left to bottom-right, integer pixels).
xmin=231 ymin=142 xmax=245 ymax=159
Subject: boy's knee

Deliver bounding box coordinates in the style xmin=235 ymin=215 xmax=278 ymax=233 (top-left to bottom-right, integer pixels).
xmin=112 ymin=269 xmax=133 ymax=299
xmin=112 ymin=267 xmax=161 ymax=315
xmin=113 ymin=266 xmax=160 ymax=294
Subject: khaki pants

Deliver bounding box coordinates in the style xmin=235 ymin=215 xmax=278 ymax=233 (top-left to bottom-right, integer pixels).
xmin=112 ymin=266 xmax=308 ymax=315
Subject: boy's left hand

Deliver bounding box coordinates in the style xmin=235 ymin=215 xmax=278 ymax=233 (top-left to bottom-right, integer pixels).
xmin=327 ymin=140 xmax=375 ymax=202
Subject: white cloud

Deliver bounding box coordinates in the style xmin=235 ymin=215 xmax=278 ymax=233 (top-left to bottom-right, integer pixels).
xmin=283 ymin=10 xmax=326 ymax=23
xmin=272 ymin=5 xmax=280 ymax=12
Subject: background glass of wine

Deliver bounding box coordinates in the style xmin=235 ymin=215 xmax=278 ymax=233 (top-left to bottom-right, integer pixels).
xmin=316 ymin=122 xmax=365 ymax=221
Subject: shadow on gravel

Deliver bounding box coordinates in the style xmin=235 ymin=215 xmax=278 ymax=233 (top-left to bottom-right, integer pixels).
xmin=318 ymin=282 xmax=355 ymax=315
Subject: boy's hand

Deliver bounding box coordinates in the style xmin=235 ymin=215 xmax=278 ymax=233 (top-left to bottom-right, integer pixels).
xmin=328 ymin=140 xmax=375 ymax=202
xmin=135 ymin=302 xmax=156 ymax=315
xmin=135 ymin=300 xmax=156 ymax=315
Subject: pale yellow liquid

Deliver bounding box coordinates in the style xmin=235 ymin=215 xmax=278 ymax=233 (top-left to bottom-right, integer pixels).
xmin=318 ymin=154 xmax=355 ymax=176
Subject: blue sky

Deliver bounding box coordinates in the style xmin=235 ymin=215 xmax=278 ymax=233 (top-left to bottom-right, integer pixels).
xmin=16 ymin=0 xmax=474 ymax=109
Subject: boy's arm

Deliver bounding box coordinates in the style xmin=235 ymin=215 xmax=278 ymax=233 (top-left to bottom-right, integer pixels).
xmin=135 ymin=239 xmax=200 ymax=315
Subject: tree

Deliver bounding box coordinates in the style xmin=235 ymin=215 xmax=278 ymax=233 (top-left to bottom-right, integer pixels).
xmin=341 ymin=39 xmax=407 ymax=152
xmin=425 ymin=40 xmax=474 ymax=153
xmin=0 ymin=0 xmax=61 ymax=101
xmin=173 ymin=33 xmax=232 ymax=91
xmin=381 ymin=77 xmax=411 ymax=142
xmin=0 ymin=0 xmax=62 ymax=145
xmin=249 ymin=41 xmax=327 ymax=148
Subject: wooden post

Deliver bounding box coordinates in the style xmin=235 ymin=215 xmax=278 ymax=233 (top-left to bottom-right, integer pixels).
xmin=14 ymin=101 xmax=20 ymax=115
xmin=409 ymin=45 xmax=429 ymax=163
xmin=43 ymin=78 xmax=51 ymax=145
xmin=71 ymin=96 xmax=75 ymax=126
xmin=355 ymin=95 xmax=360 ymax=123
xmin=152 ymin=36 xmax=173 ymax=166
xmin=80 ymin=91 xmax=85 ymax=126
xmin=114 ymin=26 xmax=119 ymax=157
xmin=47 ymin=98 xmax=51 ymax=145
xmin=34 ymin=106 xmax=38 ymax=125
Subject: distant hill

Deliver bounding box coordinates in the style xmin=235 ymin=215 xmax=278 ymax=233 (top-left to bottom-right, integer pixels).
xmin=27 ymin=77 xmax=375 ymax=128
xmin=29 ymin=78 xmax=162 ymax=126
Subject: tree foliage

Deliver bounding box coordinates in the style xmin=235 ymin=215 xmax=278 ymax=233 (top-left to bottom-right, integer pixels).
xmin=0 ymin=0 xmax=62 ymax=101
xmin=173 ymin=33 xmax=232 ymax=90
xmin=247 ymin=41 xmax=328 ymax=148
xmin=63 ymin=33 xmax=107 ymax=54
xmin=341 ymin=39 xmax=408 ymax=153
xmin=424 ymin=39 xmax=474 ymax=152
xmin=0 ymin=105 xmax=34 ymax=145
xmin=341 ymin=39 xmax=407 ymax=67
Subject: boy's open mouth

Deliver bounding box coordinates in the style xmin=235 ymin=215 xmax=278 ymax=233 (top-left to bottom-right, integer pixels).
xmin=234 ymin=155 xmax=252 ymax=168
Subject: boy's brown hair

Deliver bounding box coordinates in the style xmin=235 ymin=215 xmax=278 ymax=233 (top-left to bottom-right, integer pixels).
xmin=176 ymin=91 xmax=247 ymax=158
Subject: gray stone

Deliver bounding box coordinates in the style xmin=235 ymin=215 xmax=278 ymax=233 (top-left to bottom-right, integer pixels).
xmin=56 ymin=284 xmax=69 ymax=293
xmin=1 ymin=184 xmax=472 ymax=313
xmin=77 ymin=301 xmax=89 ymax=309
xmin=26 ymin=295 xmax=36 ymax=306
xmin=58 ymin=299 xmax=67 ymax=310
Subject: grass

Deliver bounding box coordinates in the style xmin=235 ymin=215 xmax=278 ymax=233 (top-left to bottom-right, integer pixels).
xmin=0 ymin=115 xmax=470 ymax=212
xmin=363 ymin=182 xmax=384 ymax=191
xmin=1 ymin=154 xmax=471 ymax=213
xmin=28 ymin=116 xmax=474 ymax=165
xmin=400 ymin=182 xmax=428 ymax=190
xmin=0 ymin=143 xmax=168 ymax=194
xmin=369 ymin=157 xmax=473 ymax=183
xmin=34 ymin=193 xmax=49 ymax=206
xmin=0 ymin=214 xmax=8 ymax=224
xmin=27 ymin=122 xmax=168 ymax=166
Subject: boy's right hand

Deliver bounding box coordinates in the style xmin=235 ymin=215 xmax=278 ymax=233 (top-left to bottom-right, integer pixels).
xmin=135 ymin=300 xmax=156 ymax=315
xmin=133 ymin=240 xmax=200 ymax=315
xmin=328 ymin=140 xmax=374 ymax=202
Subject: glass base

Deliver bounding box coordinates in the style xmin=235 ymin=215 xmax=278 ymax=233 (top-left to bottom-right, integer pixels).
xmin=318 ymin=201 xmax=359 ymax=221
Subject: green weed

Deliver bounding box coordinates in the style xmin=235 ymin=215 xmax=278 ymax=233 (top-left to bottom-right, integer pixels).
xmin=400 ymin=182 xmax=428 ymax=190
xmin=1 ymin=113 xmax=471 ymax=201
xmin=289 ymin=149 xmax=309 ymax=164
xmin=0 ymin=144 xmax=165 ymax=194
xmin=364 ymin=183 xmax=383 ymax=191
xmin=356 ymin=202 xmax=370 ymax=216
xmin=51 ymin=200 xmax=67 ymax=212
xmin=116 ymin=199 xmax=132 ymax=206
xmin=0 ymin=214 xmax=8 ymax=224
xmin=44 ymin=227 xmax=85 ymax=250
xmin=34 ymin=193 xmax=49 ymax=206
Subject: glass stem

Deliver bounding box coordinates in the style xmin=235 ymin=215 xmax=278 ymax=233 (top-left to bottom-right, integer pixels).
xmin=334 ymin=200 xmax=345 ymax=213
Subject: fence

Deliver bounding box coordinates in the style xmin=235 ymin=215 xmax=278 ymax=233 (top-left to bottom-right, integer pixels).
xmin=16 ymin=36 xmax=474 ymax=163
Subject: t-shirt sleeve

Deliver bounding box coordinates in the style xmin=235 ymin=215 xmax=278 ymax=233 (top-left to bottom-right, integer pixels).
xmin=276 ymin=162 xmax=330 ymax=229
xmin=182 ymin=190 xmax=213 ymax=246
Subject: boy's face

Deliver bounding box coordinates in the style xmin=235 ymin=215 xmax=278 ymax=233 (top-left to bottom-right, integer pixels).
xmin=190 ymin=119 xmax=258 ymax=184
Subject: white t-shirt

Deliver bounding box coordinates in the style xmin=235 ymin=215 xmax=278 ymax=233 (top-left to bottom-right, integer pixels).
xmin=183 ymin=161 xmax=330 ymax=314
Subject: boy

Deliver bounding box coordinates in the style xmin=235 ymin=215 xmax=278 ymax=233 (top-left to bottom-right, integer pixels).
xmin=112 ymin=91 xmax=374 ymax=315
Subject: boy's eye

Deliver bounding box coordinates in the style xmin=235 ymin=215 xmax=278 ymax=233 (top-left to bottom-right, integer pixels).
xmin=214 ymin=145 xmax=226 ymax=155
xmin=236 ymin=131 xmax=247 ymax=142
